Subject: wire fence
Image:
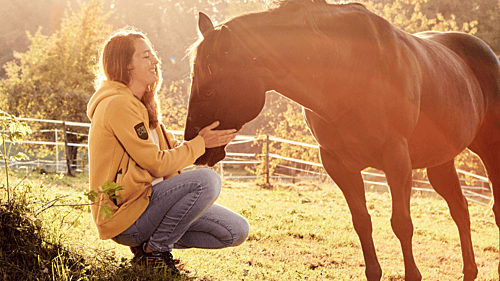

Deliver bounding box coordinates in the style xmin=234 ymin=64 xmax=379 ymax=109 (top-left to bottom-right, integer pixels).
xmin=2 ymin=118 xmax=492 ymax=205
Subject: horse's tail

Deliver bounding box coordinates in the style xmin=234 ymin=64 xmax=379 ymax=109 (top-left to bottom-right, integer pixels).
xmin=484 ymin=51 xmax=500 ymax=119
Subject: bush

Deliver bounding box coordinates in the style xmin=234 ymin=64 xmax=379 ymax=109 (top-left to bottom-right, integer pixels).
xmin=0 ymin=199 xmax=89 ymax=280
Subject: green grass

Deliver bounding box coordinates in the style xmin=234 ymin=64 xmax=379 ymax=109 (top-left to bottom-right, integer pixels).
xmin=1 ymin=173 xmax=498 ymax=280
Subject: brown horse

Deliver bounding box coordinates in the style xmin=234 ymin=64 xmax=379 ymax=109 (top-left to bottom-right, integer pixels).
xmin=184 ymin=1 xmax=500 ymax=280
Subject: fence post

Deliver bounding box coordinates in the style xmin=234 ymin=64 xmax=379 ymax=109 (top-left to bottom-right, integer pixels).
xmin=266 ymin=134 xmax=270 ymax=185
xmin=219 ymin=161 xmax=224 ymax=181
xmin=62 ymin=122 xmax=74 ymax=177
xmin=55 ymin=128 xmax=60 ymax=173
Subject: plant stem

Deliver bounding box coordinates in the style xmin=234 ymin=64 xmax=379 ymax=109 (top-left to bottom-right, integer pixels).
xmin=2 ymin=132 xmax=10 ymax=207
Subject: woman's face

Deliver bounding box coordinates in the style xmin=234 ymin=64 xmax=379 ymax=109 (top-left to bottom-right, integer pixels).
xmin=128 ymin=38 xmax=159 ymax=92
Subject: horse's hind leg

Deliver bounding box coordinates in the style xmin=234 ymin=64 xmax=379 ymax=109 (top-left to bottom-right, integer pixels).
xmin=426 ymin=160 xmax=478 ymax=280
xmin=469 ymin=135 xmax=500 ymax=278
xmin=319 ymin=148 xmax=382 ymax=281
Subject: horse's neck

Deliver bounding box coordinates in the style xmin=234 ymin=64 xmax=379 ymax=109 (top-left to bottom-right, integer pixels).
xmin=235 ymin=7 xmax=392 ymax=121
xmin=254 ymin=32 xmax=377 ymax=121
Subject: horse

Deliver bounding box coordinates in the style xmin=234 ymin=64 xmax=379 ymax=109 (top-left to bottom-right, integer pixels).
xmin=183 ymin=1 xmax=500 ymax=280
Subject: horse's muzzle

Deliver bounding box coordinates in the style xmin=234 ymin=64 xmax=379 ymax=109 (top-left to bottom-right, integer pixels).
xmin=194 ymin=147 xmax=226 ymax=167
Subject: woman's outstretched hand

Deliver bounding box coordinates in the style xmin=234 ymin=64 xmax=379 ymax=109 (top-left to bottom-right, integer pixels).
xmin=198 ymin=121 xmax=238 ymax=148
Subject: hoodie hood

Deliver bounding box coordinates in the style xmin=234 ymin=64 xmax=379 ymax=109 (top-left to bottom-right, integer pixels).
xmin=87 ymin=80 xmax=134 ymax=121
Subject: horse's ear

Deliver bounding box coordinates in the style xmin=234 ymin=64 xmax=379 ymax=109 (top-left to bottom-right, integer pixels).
xmin=198 ymin=12 xmax=214 ymax=37
xmin=216 ymin=26 xmax=231 ymax=54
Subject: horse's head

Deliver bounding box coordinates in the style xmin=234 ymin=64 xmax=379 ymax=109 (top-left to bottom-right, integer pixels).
xmin=184 ymin=13 xmax=267 ymax=166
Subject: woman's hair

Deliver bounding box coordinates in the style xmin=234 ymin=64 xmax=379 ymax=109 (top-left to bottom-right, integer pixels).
xmin=95 ymin=28 xmax=162 ymax=129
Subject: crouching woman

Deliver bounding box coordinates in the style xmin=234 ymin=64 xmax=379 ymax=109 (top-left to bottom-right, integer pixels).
xmin=86 ymin=28 xmax=249 ymax=276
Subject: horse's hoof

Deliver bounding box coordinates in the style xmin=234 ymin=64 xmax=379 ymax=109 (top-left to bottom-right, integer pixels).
xmin=463 ymin=272 xmax=478 ymax=281
xmin=463 ymin=264 xmax=478 ymax=281
xmin=365 ymin=267 xmax=382 ymax=281
xmin=405 ymin=269 xmax=422 ymax=281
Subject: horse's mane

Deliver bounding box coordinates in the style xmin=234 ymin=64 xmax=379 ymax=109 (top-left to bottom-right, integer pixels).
xmin=188 ymin=0 xmax=372 ymax=73
xmin=270 ymin=0 xmax=329 ymax=9
xmin=226 ymin=0 xmax=366 ymax=29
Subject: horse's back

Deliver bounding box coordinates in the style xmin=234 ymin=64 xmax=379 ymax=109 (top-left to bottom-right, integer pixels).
xmin=415 ymin=31 xmax=500 ymax=112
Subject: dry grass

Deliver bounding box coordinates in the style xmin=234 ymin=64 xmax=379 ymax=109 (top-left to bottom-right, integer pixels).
xmin=4 ymin=173 xmax=498 ymax=280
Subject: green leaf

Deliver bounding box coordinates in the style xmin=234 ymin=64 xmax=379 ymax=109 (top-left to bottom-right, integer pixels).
xmin=10 ymin=152 xmax=29 ymax=162
xmin=100 ymin=205 xmax=114 ymax=221
xmin=99 ymin=179 xmax=124 ymax=196
xmin=84 ymin=190 xmax=99 ymax=203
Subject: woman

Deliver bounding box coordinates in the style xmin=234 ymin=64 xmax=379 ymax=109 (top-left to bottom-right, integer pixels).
xmin=86 ymin=28 xmax=249 ymax=276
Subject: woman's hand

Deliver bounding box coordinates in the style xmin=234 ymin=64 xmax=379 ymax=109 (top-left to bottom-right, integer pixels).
xmin=198 ymin=121 xmax=238 ymax=148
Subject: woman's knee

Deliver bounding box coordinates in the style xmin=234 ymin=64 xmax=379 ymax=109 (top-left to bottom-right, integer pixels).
xmin=189 ymin=169 xmax=221 ymax=199
xmin=231 ymin=215 xmax=250 ymax=247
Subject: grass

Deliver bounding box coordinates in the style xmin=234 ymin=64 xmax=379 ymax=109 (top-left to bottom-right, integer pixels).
xmin=1 ymin=172 xmax=499 ymax=280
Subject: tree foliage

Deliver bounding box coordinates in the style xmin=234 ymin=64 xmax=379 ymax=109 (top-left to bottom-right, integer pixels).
xmin=366 ymin=0 xmax=478 ymax=34
xmin=159 ymin=80 xmax=190 ymax=132
xmin=405 ymin=0 xmax=499 ymax=52
xmin=1 ymin=0 xmax=112 ymax=123
xmin=1 ymin=0 xmax=112 ymax=168
xmin=0 ymin=0 xmax=55 ymax=77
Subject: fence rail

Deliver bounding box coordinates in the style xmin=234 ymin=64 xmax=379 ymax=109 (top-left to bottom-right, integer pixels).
xmin=2 ymin=118 xmax=492 ymax=205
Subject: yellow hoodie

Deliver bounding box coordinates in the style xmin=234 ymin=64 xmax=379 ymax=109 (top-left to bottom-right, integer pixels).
xmin=87 ymin=80 xmax=205 ymax=240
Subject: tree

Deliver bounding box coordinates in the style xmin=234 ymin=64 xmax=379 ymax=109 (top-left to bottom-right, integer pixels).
xmin=420 ymin=0 xmax=500 ymax=52
xmin=0 ymin=1 xmax=51 ymax=78
xmin=1 ymin=0 xmax=113 ymax=174
xmin=364 ymin=0 xmax=478 ymax=34
xmin=369 ymin=0 xmax=500 ymax=53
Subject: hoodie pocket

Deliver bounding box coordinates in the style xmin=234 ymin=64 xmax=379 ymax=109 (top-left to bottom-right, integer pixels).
xmin=94 ymin=192 xmax=119 ymax=227
xmin=115 ymin=154 xmax=152 ymax=205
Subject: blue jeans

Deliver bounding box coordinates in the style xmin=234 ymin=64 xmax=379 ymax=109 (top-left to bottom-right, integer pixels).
xmin=112 ymin=169 xmax=249 ymax=253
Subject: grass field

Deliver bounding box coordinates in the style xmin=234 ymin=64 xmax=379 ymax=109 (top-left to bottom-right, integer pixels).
xmin=3 ymin=172 xmax=499 ymax=280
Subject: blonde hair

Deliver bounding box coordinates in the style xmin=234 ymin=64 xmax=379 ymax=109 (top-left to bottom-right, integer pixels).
xmin=95 ymin=28 xmax=162 ymax=128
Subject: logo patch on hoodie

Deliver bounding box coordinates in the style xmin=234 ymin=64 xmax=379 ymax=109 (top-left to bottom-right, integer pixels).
xmin=134 ymin=122 xmax=148 ymax=140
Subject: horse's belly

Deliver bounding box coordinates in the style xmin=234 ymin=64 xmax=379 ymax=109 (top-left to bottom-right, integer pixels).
xmin=305 ymin=97 xmax=483 ymax=171
xmin=408 ymin=111 xmax=482 ymax=169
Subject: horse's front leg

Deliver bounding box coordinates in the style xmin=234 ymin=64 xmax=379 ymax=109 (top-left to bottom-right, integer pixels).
xmin=383 ymin=138 xmax=422 ymax=281
xmin=320 ymin=148 xmax=382 ymax=281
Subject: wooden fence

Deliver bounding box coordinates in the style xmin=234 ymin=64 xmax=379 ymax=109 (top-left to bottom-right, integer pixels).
xmin=2 ymin=118 xmax=492 ymax=205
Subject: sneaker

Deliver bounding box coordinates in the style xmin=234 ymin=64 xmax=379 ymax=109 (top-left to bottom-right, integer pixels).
xmin=131 ymin=243 xmax=180 ymax=276
xmin=130 ymin=245 xmax=141 ymax=255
